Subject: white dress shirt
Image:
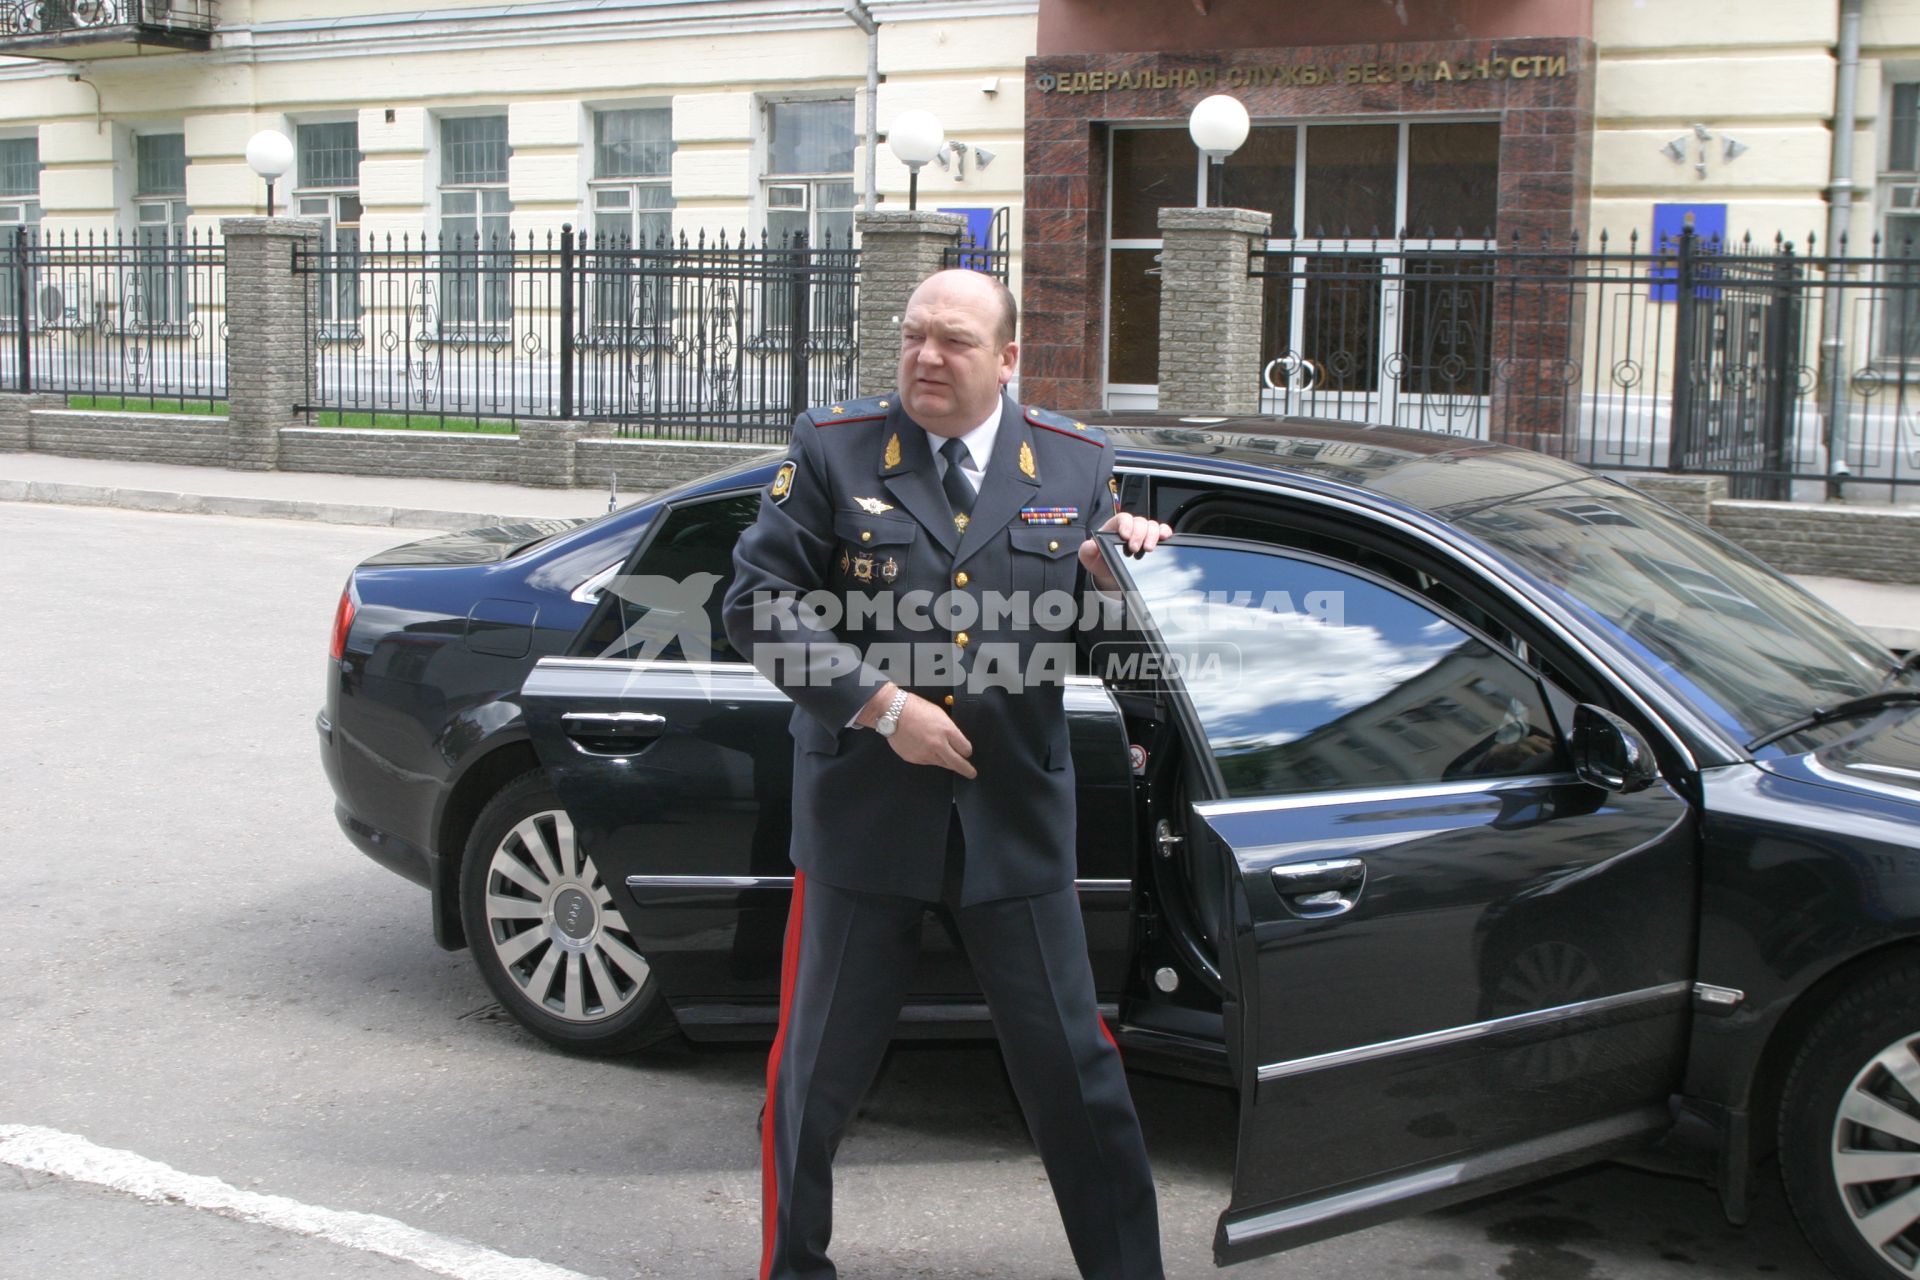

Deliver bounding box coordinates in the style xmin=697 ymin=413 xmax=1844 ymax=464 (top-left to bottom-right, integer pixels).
xmin=852 ymin=400 xmax=1002 ymax=727
xmin=927 ymin=398 xmax=1002 ymax=496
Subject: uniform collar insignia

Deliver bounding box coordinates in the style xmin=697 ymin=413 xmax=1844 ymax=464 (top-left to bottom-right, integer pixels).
xmin=883 ymin=433 xmax=903 ymax=471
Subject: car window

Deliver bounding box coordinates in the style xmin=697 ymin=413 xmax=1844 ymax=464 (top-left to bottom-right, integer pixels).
xmin=1124 ymin=540 xmax=1569 ymax=799
xmin=1173 ymin=502 xmax=1594 ymax=700
xmin=1449 ymin=479 xmax=1895 ymax=748
xmin=575 ymin=492 xmax=759 ymax=662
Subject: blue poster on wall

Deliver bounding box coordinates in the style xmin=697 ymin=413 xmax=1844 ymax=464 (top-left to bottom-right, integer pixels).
xmin=1650 ymin=202 xmax=1727 ymax=302
xmin=938 ymin=206 xmax=994 ymax=251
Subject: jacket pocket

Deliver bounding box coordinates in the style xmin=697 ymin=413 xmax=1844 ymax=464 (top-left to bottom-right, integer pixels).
xmin=1009 ymin=525 xmax=1082 ymax=599
xmin=790 ymin=707 xmax=846 ymax=756
xmin=832 ymin=510 xmax=919 ymax=546
xmin=833 ymin=511 xmax=919 ymax=588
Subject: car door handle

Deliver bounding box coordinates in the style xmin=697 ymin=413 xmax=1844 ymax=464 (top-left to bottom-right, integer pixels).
xmin=560 ymin=710 xmax=668 ymax=755
xmin=1270 ymin=858 xmax=1367 ymax=918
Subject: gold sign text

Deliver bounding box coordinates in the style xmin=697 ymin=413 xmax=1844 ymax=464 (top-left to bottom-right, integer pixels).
xmin=1034 ymin=56 xmax=1568 ymax=95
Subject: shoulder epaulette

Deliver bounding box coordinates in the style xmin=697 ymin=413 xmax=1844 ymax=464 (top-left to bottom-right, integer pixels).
xmin=808 ymin=394 xmax=892 ymax=427
xmin=1023 ymin=405 xmax=1105 ymax=446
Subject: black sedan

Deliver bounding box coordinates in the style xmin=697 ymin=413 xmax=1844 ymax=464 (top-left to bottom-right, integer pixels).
xmin=319 ymin=416 xmax=1920 ymax=1279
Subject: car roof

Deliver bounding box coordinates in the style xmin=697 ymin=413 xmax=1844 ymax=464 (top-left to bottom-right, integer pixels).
xmin=1087 ymin=413 xmax=1605 ymax=519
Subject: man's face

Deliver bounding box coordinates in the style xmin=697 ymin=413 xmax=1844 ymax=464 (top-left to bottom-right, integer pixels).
xmin=896 ymin=270 xmax=1018 ymax=438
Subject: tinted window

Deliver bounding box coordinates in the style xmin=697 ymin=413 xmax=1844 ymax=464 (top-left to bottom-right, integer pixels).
xmin=1447 ymin=480 xmax=1896 ymax=747
xmin=577 ymin=493 xmax=758 ymax=662
xmin=1126 ymin=542 xmax=1567 ymax=798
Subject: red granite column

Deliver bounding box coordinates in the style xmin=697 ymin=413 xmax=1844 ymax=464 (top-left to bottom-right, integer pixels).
xmin=1021 ymin=38 xmax=1595 ymax=432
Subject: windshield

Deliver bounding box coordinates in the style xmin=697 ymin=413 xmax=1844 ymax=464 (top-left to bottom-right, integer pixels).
xmin=1445 ymin=477 xmax=1895 ymax=749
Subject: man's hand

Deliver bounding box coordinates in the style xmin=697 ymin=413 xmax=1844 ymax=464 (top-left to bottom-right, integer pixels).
xmin=1079 ymin=510 xmax=1174 ymax=594
xmin=856 ymin=682 xmax=977 ymax=778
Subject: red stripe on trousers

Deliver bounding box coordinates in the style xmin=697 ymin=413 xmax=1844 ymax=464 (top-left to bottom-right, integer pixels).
xmin=760 ymin=871 xmax=808 ymax=1280
xmin=1098 ymin=1013 xmax=1119 ymax=1055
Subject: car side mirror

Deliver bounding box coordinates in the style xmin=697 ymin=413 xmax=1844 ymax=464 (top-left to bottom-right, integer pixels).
xmin=1572 ymin=704 xmax=1660 ymax=793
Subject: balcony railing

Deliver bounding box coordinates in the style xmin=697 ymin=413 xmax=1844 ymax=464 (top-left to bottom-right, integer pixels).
xmin=0 ymin=0 xmax=215 ymax=57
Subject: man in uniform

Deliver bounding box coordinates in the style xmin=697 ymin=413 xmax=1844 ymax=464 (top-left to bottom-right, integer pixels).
xmin=722 ymin=267 xmax=1171 ymax=1280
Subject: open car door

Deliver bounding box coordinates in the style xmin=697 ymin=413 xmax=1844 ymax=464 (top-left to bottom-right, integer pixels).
xmin=517 ymin=489 xmax=807 ymax=1026
xmin=514 ymin=484 xmax=1142 ymax=1033
xmin=1095 ymin=533 xmax=1698 ymax=1265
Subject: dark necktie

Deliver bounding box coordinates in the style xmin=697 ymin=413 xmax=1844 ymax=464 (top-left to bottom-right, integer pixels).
xmin=939 ymin=437 xmax=976 ymax=519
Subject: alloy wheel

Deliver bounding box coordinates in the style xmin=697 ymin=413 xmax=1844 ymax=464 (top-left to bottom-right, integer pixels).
xmin=481 ymin=808 xmax=650 ymax=1023
xmin=1830 ymin=1031 xmax=1920 ymax=1273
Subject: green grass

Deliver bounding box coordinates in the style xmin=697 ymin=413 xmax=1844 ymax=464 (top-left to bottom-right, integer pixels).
xmin=68 ymin=394 xmax=227 ymax=417
xmin=63 ymin=395 xmax=517 ymax=434
xmin=309 ymin=411 xmax=517 ymax=435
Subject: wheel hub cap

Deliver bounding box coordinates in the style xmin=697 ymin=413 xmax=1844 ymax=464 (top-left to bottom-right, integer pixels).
xmin=1831 ymin=1032 xmax=1920 ymax=1272
xmin=549 ymin=886 xmax=598 ymax=949
xmin=481 ymin=808 xmax=651 ymax=1024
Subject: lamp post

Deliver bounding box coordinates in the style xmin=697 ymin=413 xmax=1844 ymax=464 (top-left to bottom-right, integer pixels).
xmin=887 ymin=109 xmax=944 ymax=211
xmin=1187 ymin=94 xmax=1250 ymax=208
xmin=245 ymin=129 xmax=295 ymax=217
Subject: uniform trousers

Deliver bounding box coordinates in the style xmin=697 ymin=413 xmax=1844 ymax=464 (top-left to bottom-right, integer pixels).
xmin=760 ymin=821 xmax=1164 ymax=1280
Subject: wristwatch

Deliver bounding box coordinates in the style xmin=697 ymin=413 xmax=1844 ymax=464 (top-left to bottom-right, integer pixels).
xmin=874 ymin=688 xmax=910 ymax=738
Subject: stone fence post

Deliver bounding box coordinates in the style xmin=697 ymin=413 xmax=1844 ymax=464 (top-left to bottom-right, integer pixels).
xmin=1156 ymin=208 xmax=1271 ymax=416
xmin=518 ymin=419 xmax=587 ymax=488
xmin=220 ymin=216 xmax=326 ymax=470
xmin=853 ymin=210 xmax=966 ymax=398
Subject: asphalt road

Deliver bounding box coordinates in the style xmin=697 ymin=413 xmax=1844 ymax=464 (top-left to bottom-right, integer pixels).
xmin=0 ymin=502 xmax=1839 ymax=1280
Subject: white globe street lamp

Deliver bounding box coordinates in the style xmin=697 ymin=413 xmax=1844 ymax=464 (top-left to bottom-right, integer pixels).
xmin=245 ymin=129 xmax=295 ymax=217
xmin=887 ymin=110 xmax=944 ymax=210
xmin=1187 ymin=94 xmax=1250 ymax=208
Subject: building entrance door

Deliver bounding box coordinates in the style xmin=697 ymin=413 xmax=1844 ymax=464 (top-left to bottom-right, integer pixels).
xmin=1103 ymin=120 xmax=1501 ymax=425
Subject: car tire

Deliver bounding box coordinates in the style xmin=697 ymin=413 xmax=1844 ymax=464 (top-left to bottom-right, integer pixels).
xmin=1780 ymin=961 xmax=1920 ymax=1280
xmin=458 ymin=770 xmax=677 ymax=1055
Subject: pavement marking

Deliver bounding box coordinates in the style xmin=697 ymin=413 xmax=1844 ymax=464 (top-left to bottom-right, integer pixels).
xmin=0 ymin=1124 xmax=602 ymax=1280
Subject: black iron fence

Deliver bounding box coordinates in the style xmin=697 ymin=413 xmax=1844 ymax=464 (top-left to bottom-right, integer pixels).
xmin=944 ymin=207 xmax=1011 ymax=282
xmin=1 ymin=225 xmax=226 ymax=409
xmin=1 ymin=0 xmax=218 ymax=37
xmin=294 ymin=226 xmax=860 ymax=441
xmin=1248 ymin=229 xmax=1920 ymax=498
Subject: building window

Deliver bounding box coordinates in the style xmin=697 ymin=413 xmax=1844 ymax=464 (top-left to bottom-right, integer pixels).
xmin=439 ymin=114 xmax=511 ymax=327
xmin=589 ymin=106 xmax=676 ymax=340
xmin=133 ymin=131 xmax=191 ymax=327
xmin=0 ymin=136 xmax=40 ymax=329
xmin=1881 ymin=83 xmax=1920 ymax=360
xmin=1104 ymin=119 xmax=1499 ymax=415
xmin=762 ymin=97 xmax=855 ymax=248
xmin=295 ymin=122 xmax=362 ymax=326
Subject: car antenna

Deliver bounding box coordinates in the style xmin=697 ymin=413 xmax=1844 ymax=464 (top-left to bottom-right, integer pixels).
xmin=607 ymin=469 xmax=618 ymax=513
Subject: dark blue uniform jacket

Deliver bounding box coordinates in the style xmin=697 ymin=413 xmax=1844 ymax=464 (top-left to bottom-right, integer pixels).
xmin=721 ymin=390 xmax=1117 ymax=905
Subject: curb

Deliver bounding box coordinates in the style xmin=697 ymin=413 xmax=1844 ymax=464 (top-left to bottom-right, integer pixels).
xmin=0 ymin=479 xmax=577 ymax=532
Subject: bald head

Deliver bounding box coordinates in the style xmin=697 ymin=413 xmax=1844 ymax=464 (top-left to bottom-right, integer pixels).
xmin=897 ymin=268 xmax=1021 ymax=437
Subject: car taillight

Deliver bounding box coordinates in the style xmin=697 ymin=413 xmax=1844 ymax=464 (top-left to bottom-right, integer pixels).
xmin=329 ymin=586 xmax=356 ymax=661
